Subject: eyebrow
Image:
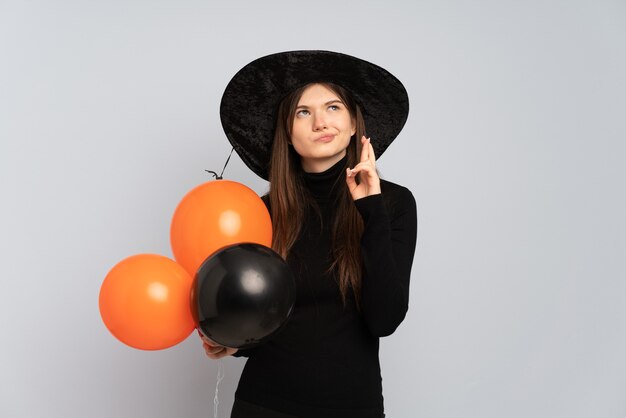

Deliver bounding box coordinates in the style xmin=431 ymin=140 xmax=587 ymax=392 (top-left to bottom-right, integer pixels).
xmin=296 ymin=99 xmax=344 ymax=109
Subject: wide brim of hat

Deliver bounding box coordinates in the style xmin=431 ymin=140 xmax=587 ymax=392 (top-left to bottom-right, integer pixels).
xmin=220 ymin=50 xmax=409 ymax=180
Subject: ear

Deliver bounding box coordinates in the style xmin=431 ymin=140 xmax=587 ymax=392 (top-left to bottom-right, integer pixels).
xmin=351 ymin=118 xmax=356 ymax=136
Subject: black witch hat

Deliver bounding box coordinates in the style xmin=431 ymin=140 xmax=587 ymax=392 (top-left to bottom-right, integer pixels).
xmin=220 ymin=50 xmax=409 ymax=180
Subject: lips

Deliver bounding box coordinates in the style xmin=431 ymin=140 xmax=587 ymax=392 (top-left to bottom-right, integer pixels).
xmin=315 ymin=134 xmax=335 ymax=143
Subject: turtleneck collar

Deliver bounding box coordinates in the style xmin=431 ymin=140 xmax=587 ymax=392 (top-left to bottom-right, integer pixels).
xmin=301 ymin=155 xmax=348 ymax=200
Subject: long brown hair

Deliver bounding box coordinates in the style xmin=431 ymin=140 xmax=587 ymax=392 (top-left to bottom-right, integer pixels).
xmin=268 ymin=82 xmax=368 ymax=306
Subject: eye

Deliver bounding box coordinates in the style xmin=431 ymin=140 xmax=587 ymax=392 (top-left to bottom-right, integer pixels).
xmin=295 ymin=109 xmax=310 ymax=117
xmin=328 ymin=105 xmax=340 ymax=111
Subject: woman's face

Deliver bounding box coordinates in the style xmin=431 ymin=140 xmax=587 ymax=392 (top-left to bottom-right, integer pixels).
xmin=290 ymin=83 xmax=356 ymax=173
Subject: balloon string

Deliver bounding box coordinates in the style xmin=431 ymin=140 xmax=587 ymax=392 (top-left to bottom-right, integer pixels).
xmin=220 ymin=147 xmax=235 ymax=179
xmin=213 ymin=360 xmax=225 ymax=418
xmin=206 ymin=147 xmax=235 ymax=180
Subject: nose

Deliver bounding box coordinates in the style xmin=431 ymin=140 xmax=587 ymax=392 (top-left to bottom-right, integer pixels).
xmin=313 ymin=112 xmax=327 ymax=131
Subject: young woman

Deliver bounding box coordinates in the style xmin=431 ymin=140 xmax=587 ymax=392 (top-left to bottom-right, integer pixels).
xmin=202 ymin=50 xmax=417 ymax=418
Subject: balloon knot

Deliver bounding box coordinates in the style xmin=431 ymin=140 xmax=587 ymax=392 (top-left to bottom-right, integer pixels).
xmin=205 ymin=170 xmax=223 ymax=180
xmin=205 ymin=147 xmax=234 ymax=180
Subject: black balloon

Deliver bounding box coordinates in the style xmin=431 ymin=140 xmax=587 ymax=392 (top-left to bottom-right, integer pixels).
xmin=192 ymin=243 xmax=296 ymax=349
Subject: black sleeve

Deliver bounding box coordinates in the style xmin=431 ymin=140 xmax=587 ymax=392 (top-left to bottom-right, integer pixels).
xmin=232 ymin=346 xmax=258 ymax=358
xmin=354 ymin=184 xmax=418 ymax=337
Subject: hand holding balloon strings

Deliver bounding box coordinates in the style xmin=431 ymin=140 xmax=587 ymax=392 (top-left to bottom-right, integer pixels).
xmin=198 ymin=329 xmax=238 ymax=359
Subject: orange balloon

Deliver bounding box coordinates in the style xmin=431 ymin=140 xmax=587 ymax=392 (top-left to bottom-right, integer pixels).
xmin=99 ymin=254 xmax=195 ymax=350
xmin=170 ymin=180 xmax=272 ymax=276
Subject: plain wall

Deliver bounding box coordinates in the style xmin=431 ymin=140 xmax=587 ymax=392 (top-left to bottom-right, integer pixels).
xmin=1 ymin=0 xmax=625 ymax=417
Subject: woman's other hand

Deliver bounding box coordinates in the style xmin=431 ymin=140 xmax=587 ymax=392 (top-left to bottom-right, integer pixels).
xmin=198 ymin=329 xmax=238 ymax=359
xmin=346 ymin=136 xmax=381 ymax=200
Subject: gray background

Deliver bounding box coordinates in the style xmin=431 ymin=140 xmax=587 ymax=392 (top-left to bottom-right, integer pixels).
xmin=1 ymin=1 xmax=625 ymax=417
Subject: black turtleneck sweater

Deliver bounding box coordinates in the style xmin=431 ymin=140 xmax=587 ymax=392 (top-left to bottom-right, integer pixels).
xmin=233 ymin=156 xmax=417 ymax=418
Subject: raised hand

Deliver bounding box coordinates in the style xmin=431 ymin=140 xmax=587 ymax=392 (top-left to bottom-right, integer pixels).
xmin=346 ymin=136 xmax=381 ymax=200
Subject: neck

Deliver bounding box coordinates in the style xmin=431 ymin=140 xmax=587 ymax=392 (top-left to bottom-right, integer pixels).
xmin=301 ymin=154 xmax=348 ymax=200
xmin=300 ymin=150 xmax=347 ymax=174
